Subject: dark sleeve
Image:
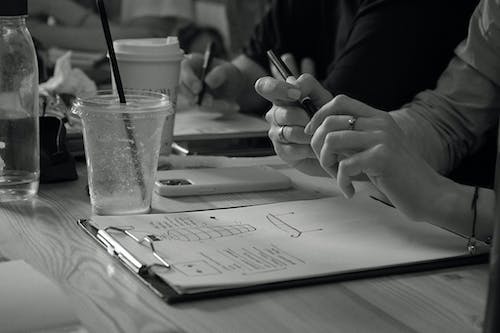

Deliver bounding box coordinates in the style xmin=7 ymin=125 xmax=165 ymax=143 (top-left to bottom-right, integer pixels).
xmin=323 ymin=0 xmax=479 ymax=111
xmin=242 ymin=0 xmax=301 ymax=72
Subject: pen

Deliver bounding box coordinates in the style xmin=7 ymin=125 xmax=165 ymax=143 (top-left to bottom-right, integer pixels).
xmin=197 ymin=41 xmax=215 ymax=105
xmin=266 ymin=49 xmax=317 ymax=118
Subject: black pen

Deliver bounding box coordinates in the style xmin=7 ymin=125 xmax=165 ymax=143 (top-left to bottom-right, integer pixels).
xmin=266 ymin=50 xmax=317 ymax=118
xmin=197 ymin=41 xmax=215 ymax=105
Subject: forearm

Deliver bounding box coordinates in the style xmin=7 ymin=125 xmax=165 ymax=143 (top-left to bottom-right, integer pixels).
xmin=391 ymin=56 xmax=500 ymax=175
xmin=232 ymin=55 xmax=270 ymax=114
xmin=427 ymin=176 xmax=493 ymax=243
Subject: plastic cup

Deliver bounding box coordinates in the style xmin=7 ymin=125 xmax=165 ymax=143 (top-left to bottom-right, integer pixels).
xmin=112 ymin=37 xmax=184 ymax=155
xmin=72 ymin=90 xmax=172 ymax=215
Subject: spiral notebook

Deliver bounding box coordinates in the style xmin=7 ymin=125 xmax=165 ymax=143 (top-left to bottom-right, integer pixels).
xmin=78 ymin=195 xmax=489 ymax=304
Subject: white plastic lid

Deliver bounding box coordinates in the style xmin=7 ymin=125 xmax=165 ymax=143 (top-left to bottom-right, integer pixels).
xmin=113 ymin=37 xmax=184 ymax=62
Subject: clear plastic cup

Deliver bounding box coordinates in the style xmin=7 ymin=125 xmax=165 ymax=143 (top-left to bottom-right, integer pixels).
xmin=72 ymin=90 xmax=172 ymax=215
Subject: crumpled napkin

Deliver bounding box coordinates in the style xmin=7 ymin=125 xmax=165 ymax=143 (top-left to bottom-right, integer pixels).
xmin=39 ymin=51 xmax=97 ymax=132
xmin=40 ymin=51 xmax=97 ymax=96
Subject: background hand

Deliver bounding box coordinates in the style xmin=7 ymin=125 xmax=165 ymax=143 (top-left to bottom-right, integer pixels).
xmin=180 ymin=53 xmax=244 ymax=115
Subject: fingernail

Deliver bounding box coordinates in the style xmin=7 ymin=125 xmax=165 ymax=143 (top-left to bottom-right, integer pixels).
xmin=304 ymin=122 xmax=312 ymax=134
xmin=287 ymin=88 xmax=301 ymax=100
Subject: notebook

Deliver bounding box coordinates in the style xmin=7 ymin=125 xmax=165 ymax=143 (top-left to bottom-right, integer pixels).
xmin=79 ymin=195 xmax=488 ymax=303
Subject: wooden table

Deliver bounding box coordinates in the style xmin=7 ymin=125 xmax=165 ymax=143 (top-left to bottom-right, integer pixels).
xmin=0 ymin=163 xmax=489 ymax=333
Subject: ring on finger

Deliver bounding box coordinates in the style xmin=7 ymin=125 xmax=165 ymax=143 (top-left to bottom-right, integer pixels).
xmin=278 ymin=125 xmax=289 ymax=143
xmin=348 ymin=116 xmax=357 ymax=131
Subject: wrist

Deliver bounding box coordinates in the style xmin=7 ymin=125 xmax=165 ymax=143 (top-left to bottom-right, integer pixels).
xmin=424 ymin=174 xmax=465 ymax=226
xmin=427 ymin=177 xmax=493 ymax=242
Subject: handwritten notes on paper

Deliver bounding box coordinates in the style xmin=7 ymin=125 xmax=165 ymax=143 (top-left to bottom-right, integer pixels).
xmin=92 ymin=195 xmax=475 ymax=294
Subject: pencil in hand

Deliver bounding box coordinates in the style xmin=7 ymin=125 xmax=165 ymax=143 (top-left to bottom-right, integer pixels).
xmin=197 ymin=41 xmax=215 ymax=105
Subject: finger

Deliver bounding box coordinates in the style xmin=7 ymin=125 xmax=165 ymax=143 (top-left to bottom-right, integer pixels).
xmin=288 ymin=73 xmax=332 ymax=110
xmin=269 ymin=125 xmax=311 ymax=144
xmin=181 ymin=54 xmax=204 ymax=95
xmin=204 ymin=63 xmax=231 ymax=90
xmin=317 ymin=143 xmax=339 ymax=178
xmin=179 ymin=81 xmax=198 ymax=104
xmin=308 ymin=114 xmax=375 ymax=133
xmin=312 ymin=130 xmax=377 ymax=160
xmin=270 ymin=63 xmax=282 ymax=80
xmin=300 ymin=57 xmax=316 ymax=76
xmin=265 ymin=105 xmax=310 ymax=126
xmin=306 ymin=94 xmax=382 ymax=135
xmin=310 ymin=115 xmax=380 ymax=156
xmin=337 ymin=148 xmax=380 ymax=198
xmin=273 ymin=105 xmax=310 ymax=126
xmin=281 ymin=53 xmax=299 ymax=77
xmin=255 ymin=76 xmax=302 ymax=105
xmin=272 ymin=141 xmax=316 ymax=162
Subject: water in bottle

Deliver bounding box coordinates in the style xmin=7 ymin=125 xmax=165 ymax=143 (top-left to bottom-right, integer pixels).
xmin=0 ymin=0 xmax=39 ymax=201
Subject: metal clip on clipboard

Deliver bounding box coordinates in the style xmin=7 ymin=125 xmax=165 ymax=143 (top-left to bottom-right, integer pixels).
xmin=78 ymin=219 xmax=170 ymax=276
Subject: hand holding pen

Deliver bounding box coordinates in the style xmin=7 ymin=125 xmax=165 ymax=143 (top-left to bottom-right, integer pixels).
xmin=197 ymin=41 xmax=214 ymax=105
xmin=179 ymin=42 xmax=242 ymax=114
xmin=254 ymin=54 xmax=334 ymax=177
xmin=266 ymin=50 xmax=317 ymax=118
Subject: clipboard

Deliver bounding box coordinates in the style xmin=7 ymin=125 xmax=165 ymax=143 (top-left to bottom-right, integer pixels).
xmin=77 ymin=196 xmax=490 ymax=304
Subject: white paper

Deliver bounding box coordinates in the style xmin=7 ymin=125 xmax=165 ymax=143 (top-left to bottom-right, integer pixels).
xmin=174 ymin=108 xmax=269 ymax=141
xmin=93 ymin=195 xmax=480 ymax=294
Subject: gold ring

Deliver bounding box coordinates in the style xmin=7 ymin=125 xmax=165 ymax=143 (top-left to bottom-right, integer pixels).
xmin=348 ymin=117 xmax=357 ymax=130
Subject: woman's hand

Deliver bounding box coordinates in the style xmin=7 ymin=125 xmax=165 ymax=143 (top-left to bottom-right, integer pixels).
xmin=255 ymin=74 xmax=332 ymax=176
xmin=306 ymin=94 xmax=446 ymax=220
xmin=179 ymin=53 xmax=243 ymax=115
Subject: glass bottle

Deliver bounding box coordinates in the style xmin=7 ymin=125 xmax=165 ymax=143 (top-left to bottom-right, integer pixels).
xmin=0 ymin=0 xmax=39 ymax=201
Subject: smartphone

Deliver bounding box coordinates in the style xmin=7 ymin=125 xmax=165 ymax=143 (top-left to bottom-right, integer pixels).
xmin=155 ymin=166 xmax=292 ymax=197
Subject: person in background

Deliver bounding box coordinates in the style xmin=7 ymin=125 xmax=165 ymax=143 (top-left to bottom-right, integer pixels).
xmin=28 ymin=0 xmax=227 ymax=57
xmin=254 ymin=0 xmax=500 ymax=246
xmin=28 ymin=0 xmax=159 ymax=52
xmin=180 ymin=0 xmax=478 ymax=116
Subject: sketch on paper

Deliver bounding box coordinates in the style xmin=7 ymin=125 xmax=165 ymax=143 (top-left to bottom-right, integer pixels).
xmin=117 ymin=223 xmax=257 ymax=242
xmin=266 ymin=212 xmax=322 ymax=238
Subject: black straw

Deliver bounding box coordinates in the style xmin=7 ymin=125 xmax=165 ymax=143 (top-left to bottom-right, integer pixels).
xmin=96 ymin=0 xmax=126 ymax=104
xmin=96 ymin=0 xmax=146 ymax=203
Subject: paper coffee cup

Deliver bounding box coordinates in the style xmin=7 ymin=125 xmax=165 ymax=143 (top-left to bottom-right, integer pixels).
xmin=112 ymin=37 xmax=184 ymax=154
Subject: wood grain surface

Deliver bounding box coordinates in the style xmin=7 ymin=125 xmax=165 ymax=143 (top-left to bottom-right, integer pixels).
xmin=0 ymin=165 xmax=488 ymax=333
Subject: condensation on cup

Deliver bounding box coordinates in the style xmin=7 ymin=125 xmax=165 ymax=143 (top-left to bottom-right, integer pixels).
xmin=72 ymin=90 xmax=172 ymax=215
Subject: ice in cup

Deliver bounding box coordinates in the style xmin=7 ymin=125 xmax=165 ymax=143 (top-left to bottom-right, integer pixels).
xmin=72 ymin=90 xmax=172 ymax=215
xmin=113 ymin=37 xmax=184 ymax=155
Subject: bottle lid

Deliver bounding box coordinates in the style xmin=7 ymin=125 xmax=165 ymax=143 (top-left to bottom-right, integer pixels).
xmin=0 ymin=0 xmax=27 ymax=16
